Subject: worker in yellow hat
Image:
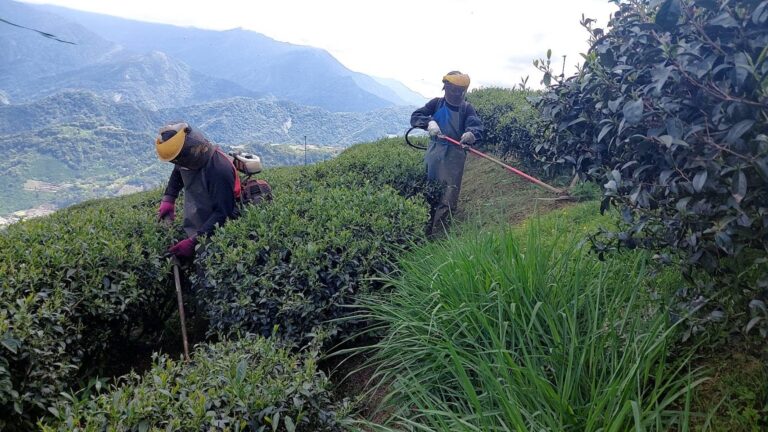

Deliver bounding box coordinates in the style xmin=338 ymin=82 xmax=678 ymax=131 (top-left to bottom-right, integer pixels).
xmin=410 ymin=71 xmax=484 ymax=236
xmin=155 ymin=122 xmax=241 ymax=258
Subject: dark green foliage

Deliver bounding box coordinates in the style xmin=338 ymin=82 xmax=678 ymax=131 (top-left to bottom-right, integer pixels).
xmin=196 ymin=184 xmax=428 ymax=345
xmin=467 ymin=87 xmax=544 ymax=172
xmin=0 ymin=134 xmax=433 ymax=428
xmin=534 ymin=0 xmax=768 ymax=333
xmin=40 ymin=337 xmax=346 ymax=432
xmin=0 ymin=191 xmax=175 ymax=430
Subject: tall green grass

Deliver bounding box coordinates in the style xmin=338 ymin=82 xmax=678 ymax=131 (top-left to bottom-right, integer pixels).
xmin=358 ymin=217 xmax=705 ymax=431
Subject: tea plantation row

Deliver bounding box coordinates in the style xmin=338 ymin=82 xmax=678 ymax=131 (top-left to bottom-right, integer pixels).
xmin=1 ymin=138 xmax=433 ymax=430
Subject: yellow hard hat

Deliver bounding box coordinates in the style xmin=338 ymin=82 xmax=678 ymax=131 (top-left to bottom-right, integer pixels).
xmin=155 ymin=123 xmax=188 ymax=162
xmin=442 ymin=71 xmax=470 ymax=88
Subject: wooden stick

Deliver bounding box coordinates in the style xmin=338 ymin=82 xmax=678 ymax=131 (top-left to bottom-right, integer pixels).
xmin=172 ymin=260 xmax=190 ymax=362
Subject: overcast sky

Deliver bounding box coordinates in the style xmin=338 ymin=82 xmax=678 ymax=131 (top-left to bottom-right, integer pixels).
xmin=21 ymin=0 xmax=618 ymax=98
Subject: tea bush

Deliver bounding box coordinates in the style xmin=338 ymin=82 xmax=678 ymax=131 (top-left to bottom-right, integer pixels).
xmin=196 ymin=184 xmax=428 ymax=346
xmin=0 ymin=191 xmax=176 ymax=430
xmin=40 ymin=337 xmax=347 ymax=432
xmin=306 ymin=138 xmax=437 ymax=200
xmin=534 ymin=0 xmax=768 ymax=333
xmin=467 ymin=87 xmax=544 ymax=172
xmin=0 ymin=136 xmax=436 ymax=428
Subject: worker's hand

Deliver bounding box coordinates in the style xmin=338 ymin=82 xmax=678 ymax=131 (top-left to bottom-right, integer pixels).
xmin=460 ymin=131 xmax=476 ymax=146
xmin=157 ymin=196 xmax=176 ymax=222
xmin=168 ymin=236 xmax=197 ymax=258
xmin=427 ymin=121 xmax=442 ymax=137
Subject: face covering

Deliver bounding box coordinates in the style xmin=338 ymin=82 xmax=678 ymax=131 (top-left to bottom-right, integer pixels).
xmin=443 ymin=83 xmax=466 ymax=106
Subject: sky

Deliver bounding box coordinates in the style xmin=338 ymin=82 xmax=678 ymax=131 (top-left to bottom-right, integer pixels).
xmin=21 ymin=0 xmax=619 ymax=98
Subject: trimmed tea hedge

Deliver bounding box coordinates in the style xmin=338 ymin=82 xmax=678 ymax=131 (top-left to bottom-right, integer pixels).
xmin=40 ymin=337 xmax=346 ymax=432
xmin=0 ymin=191 xmax=176 ymax=430
xmin=306 ymin=138 xmax=436 ymax=200
xmin=196 ymin=184 xmax=428 ymax=345
xmin=467 ymin=87 xmax=543 ymax=171
xmin=534 ymin=0 xmax=768 ymax=334
xmin=0 ymin=137 xmax=436 ymax=428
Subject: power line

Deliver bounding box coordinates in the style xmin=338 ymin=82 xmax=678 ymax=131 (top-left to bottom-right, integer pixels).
xmin=0 ymin=17 xmax=76 ymax=45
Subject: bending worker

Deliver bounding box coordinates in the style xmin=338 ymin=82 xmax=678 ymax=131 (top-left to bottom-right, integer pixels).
xmin=410 ymin=71 xmax=484 ymax=235
xmin=155 ymin=122 xmax=240 ymax=258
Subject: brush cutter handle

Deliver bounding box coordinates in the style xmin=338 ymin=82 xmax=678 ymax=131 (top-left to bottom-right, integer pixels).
xmin=438 ymin=134 xmax=564 ymax=195
xmin=405 ymin=127 xmax=428 ymax=150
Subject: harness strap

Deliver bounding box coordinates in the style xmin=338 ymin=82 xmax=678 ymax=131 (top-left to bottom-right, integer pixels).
xmin=217 ymin=148 xmax=242 ymax=200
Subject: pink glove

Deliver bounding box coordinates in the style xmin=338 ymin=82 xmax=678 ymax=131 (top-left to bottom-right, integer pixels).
xmin=168 ymin=237 xmax=197 ymax=258
xmin=157 ymin=197 xmax=176 ymax=221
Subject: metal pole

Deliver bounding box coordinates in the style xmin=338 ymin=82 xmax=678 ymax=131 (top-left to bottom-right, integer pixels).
xmin=439 ymin=134 xmax=564 ymax=195
xmin=304 ymin=135 xmax=307 ymax=165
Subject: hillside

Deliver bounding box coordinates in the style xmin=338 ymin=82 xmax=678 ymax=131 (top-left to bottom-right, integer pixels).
xmin=0 ymin=90 xmax=411 ymax=219
xmin=0 ymin=0 xmax=427 ymax=221
xmin=1 ymin=133 xmax=764 ymax=431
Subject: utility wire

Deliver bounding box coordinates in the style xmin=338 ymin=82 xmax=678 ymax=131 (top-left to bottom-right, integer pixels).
xmin=0 ymin=17 xmax=76 ymax=45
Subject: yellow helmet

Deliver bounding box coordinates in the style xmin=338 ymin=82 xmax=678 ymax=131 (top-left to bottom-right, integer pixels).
xmin=155 ymin=122 xmax=189 ymax=162
xmin=442 ymin=71 xmax=470 ymax=88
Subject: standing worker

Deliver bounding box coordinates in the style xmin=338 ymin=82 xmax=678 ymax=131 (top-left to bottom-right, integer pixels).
xmin=155 ymin=122 xmax=240 ymax=258
xmin=410 ymin=71 xmax=484 ymax=236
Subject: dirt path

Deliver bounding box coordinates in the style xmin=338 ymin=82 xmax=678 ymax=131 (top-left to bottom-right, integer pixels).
xmin=458 ymin=155 xmax=573 ymax=227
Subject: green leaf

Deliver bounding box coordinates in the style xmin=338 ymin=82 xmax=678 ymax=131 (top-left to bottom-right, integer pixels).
xmin=608 ymin=97 xmax=623 ymax=113
xmin=746 ymin=316 xmax=762 ymax=333
xmin=651 ymin=64 xmax=672 ymax=93
xmin=1 ymin=336 xmax=21 ymax=354
xmin=709 ymin=11 xmax=739 ymax=27
xmin=693 ymin=170 xmax=708 ymax=192
xmin=731 ymin=170 xmax=747 ymax=203
xmin=689 ymin=55 xmax=716 ymax=79
xmin=754 ymin=157 xmax=768 ymax=182
xmin=656 ymin=0 xmax=682 ymax=30
xmin=752 ymin=1 xmax=768 ymax=25
xmin=598 ymin=124 xmax=614 ymax=143
xmin=725 ymin=119 xmax=755 ymax=144
xmin=284 ymin=416 xmax=296 ymax=432
xmin=622 ymin=99 xmax=644 ymax=124
xmin=236 ymin=359 xmax=247 ymax=382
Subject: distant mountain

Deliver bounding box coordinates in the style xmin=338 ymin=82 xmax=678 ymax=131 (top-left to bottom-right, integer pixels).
xmin=0 ymin=90 xmax=412 ymax=217
xmin=22 ymin=2 xmax=426 ymax=111
xmin=0 ymin=90 xmax=157 ymax=135
xmin=0 ymin=0 xmax=116 ymax=91
xmin=0 ymin=90 xmax=412 ymax=145
xmin=163 ymin=97 xmax=413 ymax=146
xmin=372 ymin=76 xmax=429 ymax=106
xmin=0 ymin=0 xmax=422 ymax=219
xmin=26 ymin=51 xmax=262 ymax=110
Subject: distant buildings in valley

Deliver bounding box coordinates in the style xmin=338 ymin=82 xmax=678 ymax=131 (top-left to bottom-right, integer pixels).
xmin=0 ymin=204 xmax=58 ymax=228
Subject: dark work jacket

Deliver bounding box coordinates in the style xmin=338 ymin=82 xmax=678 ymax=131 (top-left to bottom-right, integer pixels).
xmin=410 ymin=97 xmax=483 ymax=143
xmin=410 ymin=98 xmax=484 ymax=183
xmin=163 ymin=148 xmax=239 ymax=238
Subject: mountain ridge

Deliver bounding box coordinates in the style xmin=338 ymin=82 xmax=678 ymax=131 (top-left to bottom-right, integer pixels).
xmin=21 ymin=1 xmax=427 ymax=111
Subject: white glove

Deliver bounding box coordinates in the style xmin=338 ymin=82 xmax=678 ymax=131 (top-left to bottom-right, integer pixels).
xmin=427 ymin=120 xmax=441 ymax=137
xmin=460 ymin=131 xmax=476 ymax=146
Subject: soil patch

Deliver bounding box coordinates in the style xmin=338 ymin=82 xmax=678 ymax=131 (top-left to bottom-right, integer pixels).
xmin=458 ymin=155 xmax=573 ymax=227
